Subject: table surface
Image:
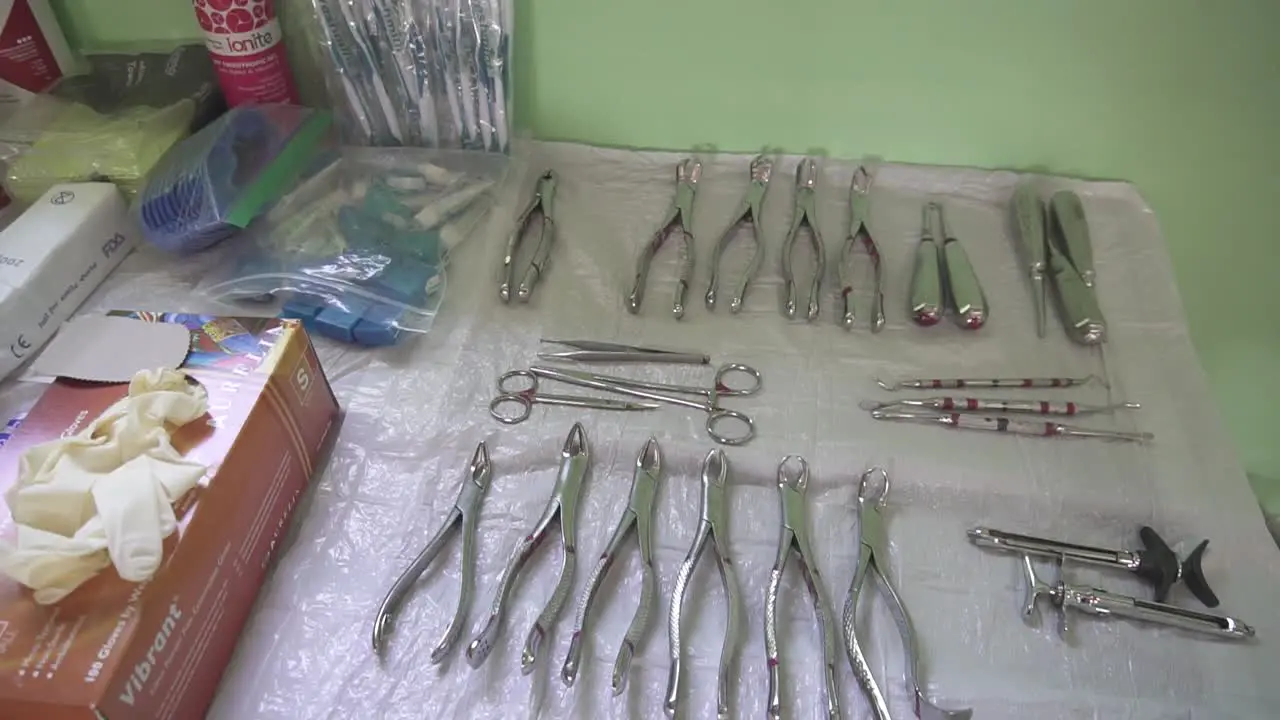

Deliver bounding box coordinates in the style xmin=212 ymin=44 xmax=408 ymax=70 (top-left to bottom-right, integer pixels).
xmin=12 ymin=143 xmax=1272 ymax=719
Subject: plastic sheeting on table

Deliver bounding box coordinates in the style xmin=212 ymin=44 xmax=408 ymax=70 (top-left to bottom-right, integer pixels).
xmin=3 ymin=141 xmax=1277 ymax=719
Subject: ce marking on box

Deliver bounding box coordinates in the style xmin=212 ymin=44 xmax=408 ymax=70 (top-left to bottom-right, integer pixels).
xmin=50 ymin=191 xmax=75 ymax=205
xmin=9 ymin=334 xmax=30 ymax=359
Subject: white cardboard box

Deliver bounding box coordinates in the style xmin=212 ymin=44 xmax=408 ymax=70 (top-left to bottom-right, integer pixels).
xmin=0 ymin=182 xmax=139 ymax=379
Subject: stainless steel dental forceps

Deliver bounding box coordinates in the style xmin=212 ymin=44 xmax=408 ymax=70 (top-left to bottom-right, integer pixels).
xmin=1012 ymin=184 xmax=1049 ymax=338
xmin=537 ymin=339 xmax=710 ymax=365
xmin=372 ymin=441 xmax=491 ymax=659
xmin=466 ymin=424 xmax=590 ymax=672
xmin=706 ymin=155 xmax=772 ymax=313
xmin=526 ymin=365 xmax=760 ymax=446
xmin=562 ymin=437 xmax=662 ymax=693
xmin=666 ymin=449 xmax=742 ymax=719
xmin=1047 ymin=191 xmax=1107 ymax=345
xmin=840 ymin=166 xmax=885 ymax=332
xmin=765 ymin=456 xmax=841 ymax=720
xmin=935 ymin=202 xmax=987 ymax=329
xmin=781 ymin=158 xmax=827 ymax=321
xmin=490 ymin=370 xmax=660 ymax=424
xmin=845 ymin=468 xmax=973 ymax=720
xmin=629 ymin=158 xmax=700 ymax=319
xmin=500 ymin=170 xmax=557 ymax=303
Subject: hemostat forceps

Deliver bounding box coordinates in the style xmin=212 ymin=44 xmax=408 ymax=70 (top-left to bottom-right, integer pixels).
xmin=500 ymin=170 xmax=557 ymax=303
xmin=666 ymin=449 xmax=742 ymax=719
xmin=765 ymin=456 xmax=841 ymax=720
xmin=706 ymin=155 xmax=772 ymax=313
xmin=562 ymin=437 xmax=662 ymax=693
xmin=490 ymin=370 xmax=660 ymax=424
xmin=781 ymin=157 xmax=827 ymax=321
xmin=466 ymin=424 xmax=590 ymax=672
xmin=845 ymin=469 xmax=973 ymax=720
xmin=629 ymin=158 xmax=700 ymax=319
xmin=840 ymin=166 xmax=885 ymax=332
xmin=372 ymin=441 xmax=491 ymax=659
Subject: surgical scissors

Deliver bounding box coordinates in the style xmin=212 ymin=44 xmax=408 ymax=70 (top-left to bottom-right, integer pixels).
xmin=526 ymin=365 xmax=759 ymax=445
xmin=840 ymin=166 xmax=885 ymax=332
xmin=781 ymin=157 xmax=827 ymax=321
xmin=629 ymin=158 xmax=700 ymax=319
xmin=666 ymin=449 xmax=742 ymax=719
xmin=706 ymin=155 xmax=772 ymax=313
xmin=561 ymin=437 xmax=661 ymax=693
xmin=500 ymin=170 xmax=557 ymax=303
xmin=844 ymin=468 xmax=973 ymax=720
xmin=490 ymin=370 xmax=661 ymax=424
xmin=466 ymin=423 xmax=591 ymax=672
xmin=372 ymin=441 xmax=491 ymax=659
xmin=765 ymin=456 xmax=841 ymax=720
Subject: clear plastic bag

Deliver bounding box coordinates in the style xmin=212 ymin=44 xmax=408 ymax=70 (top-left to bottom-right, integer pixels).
xmin=200 ymin=147 xmax=506 ymax=346
xmin=134 ymin=104 xmax=336 ymax=254
xmin=308 ymin=0 xmax=512 ymax=152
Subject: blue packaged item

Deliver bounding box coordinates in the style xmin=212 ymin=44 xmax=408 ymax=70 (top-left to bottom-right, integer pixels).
xmin=201 ymin=148 xmax=506 ymax=346
xmin=135 ymin=105 xmax=335 ymax=254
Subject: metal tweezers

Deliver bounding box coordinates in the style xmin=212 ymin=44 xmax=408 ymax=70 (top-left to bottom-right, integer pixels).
xmin=500 ymin=170 xmax=557 ymax=303
xmin=628 ymin=158 xmax=700 ymax=319
xmin=781 ymin=157 xmax=827 ymax=321
xmin=466 ymin=423 xmax=590 ymax=672
xmin=706 ymin=154 xmax=772 ymax=313
xmin=537 ymin=339 xmax=710 ymax=365
xmin=561 ymin=437 xmax=661 ymax=693
xmin=371 ymin=441 xmax=492 ymax=660
xmin=844 ymin=468 xmax=973 ymax=720
xmin=666 ymin=449 xmax=742 ymax=719
xmin=765 ymin=456 xmax=841 ymax=720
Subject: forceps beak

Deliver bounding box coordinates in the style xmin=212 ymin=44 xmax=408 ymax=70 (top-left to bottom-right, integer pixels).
xmin=702 ymin=448 xmax=727 ymax=486
xmin=638 ymin=436 xmax=661 ymax=476
xmin=563 ymin=422 xmax=589 ymax=457
xmin=470 ymin=441 xmax=492 ymax=487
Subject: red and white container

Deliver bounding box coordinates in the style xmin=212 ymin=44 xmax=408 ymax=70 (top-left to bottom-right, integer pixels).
xmin=0 ymin=0 xmax=74 ymax=118
xmin=193 ymin=0 xmax=299 ymax=106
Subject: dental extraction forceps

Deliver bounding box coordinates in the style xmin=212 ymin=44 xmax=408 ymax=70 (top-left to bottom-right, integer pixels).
xmin=764 ymin=457 xmax=841 ymax=720
xmin=467 ymin=424 xmax=590 ymax=671
xmin=537 ymin=339 xmax=710 ymax=365
xmin=706 ymin=155 xmax=772 ymax=313
xmin=526 ymin=365 xmax=760 ymax=446
xmin=840 ymin=166 xmax=885 ymax=332
xmin=845 ymin=469 xmax=973 ymax=720
xmin=490 ymin=370 xmax=660 ymax=424
xmin=1012 ymin=184 xmax=1049 ymax=337
xmin=781 ymin=157 xmax=827 ymax=321
xmin=666 ymin=449 xmax=742 ymax=719
xmin=562 ymin=438 xmax=661 ymax=693
xmin=500 ymin=170 xmax=556 ymax=303
xmin=372 ymin=442 xmax=491 ymax=659
xmin=629 ymin=158 xmax=700 ymax=319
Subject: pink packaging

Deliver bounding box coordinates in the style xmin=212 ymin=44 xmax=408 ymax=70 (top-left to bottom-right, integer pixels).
xmin=193 ymin=0 xmax=298 ymax=106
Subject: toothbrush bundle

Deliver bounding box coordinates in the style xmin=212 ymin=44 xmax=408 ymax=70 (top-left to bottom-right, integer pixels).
xmin=310 ymin=0 xmax=511 ymax=152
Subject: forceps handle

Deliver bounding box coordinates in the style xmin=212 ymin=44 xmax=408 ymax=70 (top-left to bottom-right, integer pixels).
xmin=562 ymin=513 xmax=633 ymax=688
xmin=910 ymin=237 xmax=943 ymax=326
xmin=466 ymin=531 xmax=536 ymax=668
xmin=665 ymin=529 xmax=706 ymax=716
xmin=372 ymin=508 xmax=464 ymax=657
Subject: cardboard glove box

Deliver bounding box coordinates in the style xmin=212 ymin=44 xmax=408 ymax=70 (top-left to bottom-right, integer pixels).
xmin=0 ymin=314 xmax=341 ymax=719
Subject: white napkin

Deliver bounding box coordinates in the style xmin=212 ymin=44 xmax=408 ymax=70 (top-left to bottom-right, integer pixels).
xmin=0 ymin=368 xmax=209 ymax=604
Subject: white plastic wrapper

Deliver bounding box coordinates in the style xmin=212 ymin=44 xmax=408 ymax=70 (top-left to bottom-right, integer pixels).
xmin=1 ymin=141 xmax=1276 ymax=719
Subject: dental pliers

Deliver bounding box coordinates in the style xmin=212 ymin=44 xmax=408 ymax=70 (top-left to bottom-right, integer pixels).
xmin=705 ymin=155 xmax=772 ymax=313
xmin=500 ymin=170 xmax=557 ymax=303
xmin=466 ymin=423 xmax=590 ymax=672
xmin=628 ymin=158 xmax=700 ymax=319
xmin=371 ymin=441 xmax=491 ymax=659
xmin=844 ymin=468 xmax=973 ymax=720
xmin=839 ymin=166 xmax=885 ymax=332
xmin=666 ymin=449 xmax=742 ymax=719
xmin=765 ymin=456 xmax=842 ymax=720
xmin=781 ymin=157 xmax=827 ymax=321
xmin=561 ymin=437 xmax=661 ymax=693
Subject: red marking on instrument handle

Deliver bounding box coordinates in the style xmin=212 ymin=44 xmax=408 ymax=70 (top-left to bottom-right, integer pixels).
xmin=949 ymin=413 xmax=962 ymax=424
xmin=1021 ymin=379 xmax=1033 ymax=387
xmin=841 ymin=287 xmax=853 ymax=299
xmin=932 ymin=379 xmax=943 ymax=389
xmin=942 ymin=398 xmax=955 ymax=410
xmin=966 ymin=398 xmax=979 ymax=411
xmin=956 ymin=379 xmax=967 ymax=388
xmin=767 ymin=657 xmax=779 ymax=667
xmin=1066 ymin=402 xmax=1077 ymax=415
xmin=715 ymin=382 xmax=730 ymax=393
xmin=962 ymin=313 xmax=985 ymax=330
xmin=1051 ymin=378 xmax=1065 ymax=387
xmin=1043 ymin=423 xmax=1057 ymax=436
xmin=1040 ymin=401 xmax=1050 ymax=414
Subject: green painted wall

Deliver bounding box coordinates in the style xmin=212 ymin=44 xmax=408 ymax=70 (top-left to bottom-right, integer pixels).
xmin=48 ymin=1 xmax=1280 ymax=495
